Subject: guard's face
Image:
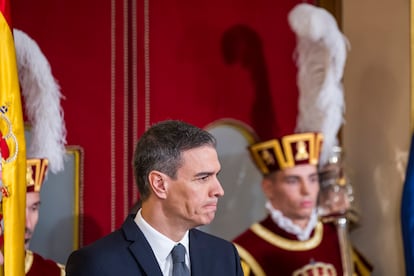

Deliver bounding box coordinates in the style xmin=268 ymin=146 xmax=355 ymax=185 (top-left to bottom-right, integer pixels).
xmin=165 ymin=145 xmax=224 ymax=229
xmin=25 ymin=192 xmax=41 ymax=249
xmin=263 ymin=164 xmax=319 ymax=227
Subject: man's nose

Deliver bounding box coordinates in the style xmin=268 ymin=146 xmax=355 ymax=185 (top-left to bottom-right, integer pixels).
xmin=213 ymin=178 xmax=225 ymax=197
xmin=301 ymin=181 xmax=311 ymax=194
xmin=26 ymin=213 xmax=32 ymax=230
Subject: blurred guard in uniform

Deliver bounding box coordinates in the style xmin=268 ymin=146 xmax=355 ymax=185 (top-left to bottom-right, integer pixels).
xmin=0 ymin=28 xmax=67 ymax=276
xmin=232 ymin=3 xmax=372 ymax=276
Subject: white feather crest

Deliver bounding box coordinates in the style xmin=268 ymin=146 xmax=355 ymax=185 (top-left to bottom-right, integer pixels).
xmin=13 ymin=29 xmax=67 ymax=174
xmin=288 ymin=3 xmax=349 ymax=167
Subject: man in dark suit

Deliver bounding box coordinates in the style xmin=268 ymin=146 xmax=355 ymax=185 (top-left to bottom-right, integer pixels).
xmin=66 ymin=120 xmax=243 ymax=276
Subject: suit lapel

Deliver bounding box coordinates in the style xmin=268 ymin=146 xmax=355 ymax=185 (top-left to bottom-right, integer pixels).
xmin=122 ymin=215 xmax=164 ymax=276
xmin=188 ymin=229 xmax=207 ymax=276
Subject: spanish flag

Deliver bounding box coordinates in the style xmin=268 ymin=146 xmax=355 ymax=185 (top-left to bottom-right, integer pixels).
xmin=0 ymin=0 xmax=27 ymax=275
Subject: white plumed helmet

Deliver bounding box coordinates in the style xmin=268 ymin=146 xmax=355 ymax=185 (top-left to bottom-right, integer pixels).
xmin=13 ymin=29 xmax=67 ymax=174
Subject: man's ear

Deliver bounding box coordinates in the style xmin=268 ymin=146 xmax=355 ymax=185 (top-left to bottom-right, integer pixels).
xmin=148 ymin=171 xmax=167 ymax=199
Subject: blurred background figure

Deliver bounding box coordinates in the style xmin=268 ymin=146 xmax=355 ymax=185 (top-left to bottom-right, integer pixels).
xmin=0 ymin=27 xmax=66 ymax=275
xmin=25 ymin=159 xmax=65 ymax=275
xmin=232 ymin=3 xmax=372 ymax=275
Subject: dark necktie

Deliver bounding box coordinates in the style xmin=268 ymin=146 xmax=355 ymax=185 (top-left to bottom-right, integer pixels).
xmin=171 ymin=243 xmax=190 ymax=276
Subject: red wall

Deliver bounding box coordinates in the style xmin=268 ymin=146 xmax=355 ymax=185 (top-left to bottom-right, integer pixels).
xmin=12 ymin=0 xmax=312 ymax=246
xmin=12 ymin=0 xmax=135 ymax=246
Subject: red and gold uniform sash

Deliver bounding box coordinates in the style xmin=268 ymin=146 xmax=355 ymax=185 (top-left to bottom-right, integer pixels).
xmin=25 ymin=250 xmax=65 ymax=276
xmin=233 ymin=215 xmax=371 ymax=276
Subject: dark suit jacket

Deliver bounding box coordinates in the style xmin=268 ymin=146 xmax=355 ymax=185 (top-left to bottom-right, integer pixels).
xmin=66 ymin=215 xmax=243 ymax=276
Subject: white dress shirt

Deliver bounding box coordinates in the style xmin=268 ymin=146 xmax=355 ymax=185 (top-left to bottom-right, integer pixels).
xmin=134 ymin=209 xmax=190 ymax=276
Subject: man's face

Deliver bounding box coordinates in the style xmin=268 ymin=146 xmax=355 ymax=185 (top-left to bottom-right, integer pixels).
xmin=25 ymin=192 xmax=40 ymax=249
xmin=263 ymin=164 xmax=319 ymax=226
xmin=163 ymin=145 xmax=224 ymax=229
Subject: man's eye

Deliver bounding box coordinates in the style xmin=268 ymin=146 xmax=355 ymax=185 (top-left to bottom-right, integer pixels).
xmin=198 ymin=175 xmax=210 ymax=182
xmin=29 ymin=204 xmax=40 ymax=212
xmin=310 ymin=176 xmax=319 ymax=183
xmin=285 ymin=178 xmax=297 ymax=184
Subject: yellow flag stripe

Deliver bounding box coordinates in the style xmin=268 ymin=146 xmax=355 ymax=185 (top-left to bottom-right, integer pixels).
xmin=0 ymin=5 xmax=27 ymax=276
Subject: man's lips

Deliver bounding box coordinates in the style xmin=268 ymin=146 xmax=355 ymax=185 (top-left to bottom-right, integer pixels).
xmin=204 ymin=202 xmax=218 ymax=211
xmin=300 ymin=201 xmax=314 ymax=208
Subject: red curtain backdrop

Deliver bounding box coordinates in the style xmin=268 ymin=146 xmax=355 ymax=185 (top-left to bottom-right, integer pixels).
xmin=138 ymin=0 xmax=313 ymax=140
xmin=11 ymin=0 xmax=313 ymax=246
xmin=11 ymin=0 xmax=133 ymax=246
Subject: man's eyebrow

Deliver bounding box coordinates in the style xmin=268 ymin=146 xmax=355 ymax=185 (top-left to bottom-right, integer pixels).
xmin=194 ymin=171 xmax=214 ymax=178
xmin=28 ymin=202 xmax=41 ymax=208
xmin=283 ymin=175 xmax=300 ymax=181
xmin=194 ymin=169 xmax=221 ymax=178
xmin=310 ymin=172 xmax=319 ymax=178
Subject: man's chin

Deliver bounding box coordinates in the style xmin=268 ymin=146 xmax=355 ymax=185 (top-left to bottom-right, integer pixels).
xmin=203 ymin=213 xmax=216 ymax=225
xmin=194 ymin=213 xmax=216 ymax=227
xmin=297 ymin=211 xmax=314 ymax=220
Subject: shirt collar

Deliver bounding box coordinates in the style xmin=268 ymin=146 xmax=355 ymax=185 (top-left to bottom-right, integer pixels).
xmin=135 ymin=209 xmax=189 ymax=262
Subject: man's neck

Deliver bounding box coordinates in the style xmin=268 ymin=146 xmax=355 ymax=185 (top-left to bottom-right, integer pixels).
xmin=265 ymin=201 xmax=318 ymax=241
